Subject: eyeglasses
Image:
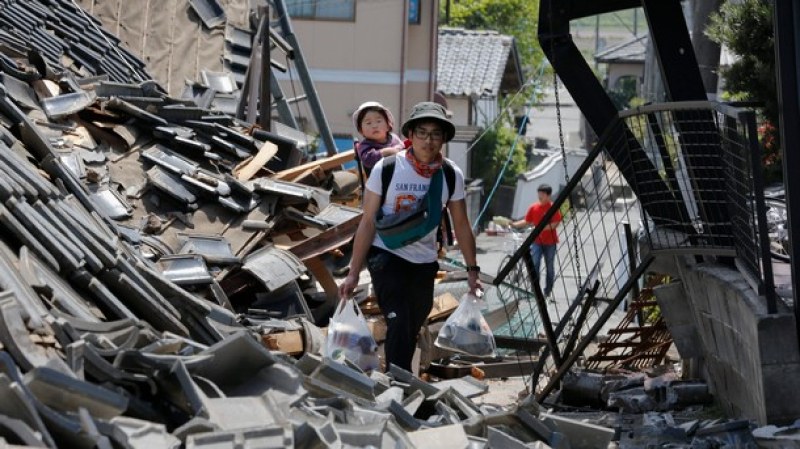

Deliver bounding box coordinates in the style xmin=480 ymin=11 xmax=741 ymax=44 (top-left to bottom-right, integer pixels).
xmin=413 ymin=128 xmax=444 ymax=141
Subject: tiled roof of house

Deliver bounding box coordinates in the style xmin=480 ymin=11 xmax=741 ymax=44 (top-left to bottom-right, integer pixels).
xmin=437 ymin=27 xmax=523 ymax=98
xmin=595 ymin=34 xmax=648 ymax=64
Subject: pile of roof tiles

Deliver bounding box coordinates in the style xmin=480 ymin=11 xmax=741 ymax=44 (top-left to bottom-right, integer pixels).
xmin=0 ymin=44 xmax=618 ymax=449
xmin=0 ymin=1 xmax=701 ymax=449
xmin=0 ymin=0 xmax=152 ymax=83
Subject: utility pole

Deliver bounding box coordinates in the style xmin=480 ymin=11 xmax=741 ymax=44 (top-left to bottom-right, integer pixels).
xmin=773 ymin=0 xmax=800 ymax=351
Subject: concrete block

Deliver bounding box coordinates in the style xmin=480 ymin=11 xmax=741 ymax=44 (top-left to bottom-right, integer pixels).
xmin=758 ymin=314 xmax=800 ymax=365
xmin=540 ymin=413 xmax=613 ymax=449
xmin=761 ymin=363 xmax=800 ymax=425
xmin=408 ymin=424 xmax=470 ymax=449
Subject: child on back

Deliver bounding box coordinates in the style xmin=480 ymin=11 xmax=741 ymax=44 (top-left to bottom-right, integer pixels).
xmin=352 ymin=101 xmax=406 ymax=176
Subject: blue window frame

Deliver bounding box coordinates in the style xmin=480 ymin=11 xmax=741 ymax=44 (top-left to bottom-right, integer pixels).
xmin=409 ymin=0 xmax=421 ymax=24
xmin=285 ymin=0 xmax=355 ymax=21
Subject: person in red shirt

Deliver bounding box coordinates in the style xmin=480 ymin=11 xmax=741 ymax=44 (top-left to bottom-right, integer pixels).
xmin=513 ymin=184 xmax=562 ymax=296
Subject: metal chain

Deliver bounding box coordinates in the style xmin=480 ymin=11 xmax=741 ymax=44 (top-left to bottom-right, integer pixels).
xmin=553 ymin=71 xmax=582 ymax=290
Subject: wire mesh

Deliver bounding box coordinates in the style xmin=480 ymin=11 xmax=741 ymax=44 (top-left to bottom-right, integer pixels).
xmin=493 ymin=137 xmax=644 ymax=395
xmin=492 ymin=101 xmax=776 ymax=397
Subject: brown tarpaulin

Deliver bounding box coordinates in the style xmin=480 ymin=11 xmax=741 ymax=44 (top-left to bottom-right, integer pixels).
xmin=76 ymin=0 xmax=250 ymax=96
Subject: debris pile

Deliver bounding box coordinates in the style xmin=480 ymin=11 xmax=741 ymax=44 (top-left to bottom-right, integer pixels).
xmin=0 ymin=2 xmax=623 ymax=448
xmin=559 ymin=370 xmax=713 ymax=414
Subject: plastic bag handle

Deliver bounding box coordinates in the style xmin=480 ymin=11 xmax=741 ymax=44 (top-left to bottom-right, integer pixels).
xmin=335 ymin=297 xmax=365 ymax=320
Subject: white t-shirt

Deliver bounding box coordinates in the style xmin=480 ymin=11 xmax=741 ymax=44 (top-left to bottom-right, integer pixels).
xmin=366 ymin=150 xmax=466 ymax=263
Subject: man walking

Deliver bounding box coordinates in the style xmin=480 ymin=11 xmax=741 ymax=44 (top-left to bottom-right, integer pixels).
xmin=338 ymin=102 xmax=481 ymax=372
xmin=514 ymin=184 xmax=562 ymax=296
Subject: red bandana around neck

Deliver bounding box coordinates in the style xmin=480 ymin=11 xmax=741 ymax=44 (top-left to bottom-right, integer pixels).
xmin=406 ymin=148 xmax=443 ymax=178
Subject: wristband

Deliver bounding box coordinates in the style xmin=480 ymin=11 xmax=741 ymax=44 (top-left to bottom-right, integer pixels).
xmin=466 ymin=265 xmax=480 ymax=273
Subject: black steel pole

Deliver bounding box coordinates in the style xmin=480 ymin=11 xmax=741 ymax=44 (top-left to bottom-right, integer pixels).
xmin=773 ymin=0 xmax=800 ymax=344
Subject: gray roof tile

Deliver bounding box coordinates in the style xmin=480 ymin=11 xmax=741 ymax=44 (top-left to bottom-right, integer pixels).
xmin=437 ymin=27 xmax=522 ymax=97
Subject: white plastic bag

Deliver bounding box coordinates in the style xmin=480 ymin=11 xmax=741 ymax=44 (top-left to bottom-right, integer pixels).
xmin=434 ymin=293 xmax=497 ymax=357
xmin=325 ymin=298 xmax=380 ymax=371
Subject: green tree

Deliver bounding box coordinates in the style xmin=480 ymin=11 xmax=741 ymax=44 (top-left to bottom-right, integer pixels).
xmin=441 ymin=0 xmax=541 ymax=185
xmin=706 ymin=0 xmax=780 ymax=180
xmin=469 ymin=125 xmax=528 ymax=186
xmin=441 ymin=0 xmax=544 ymax=74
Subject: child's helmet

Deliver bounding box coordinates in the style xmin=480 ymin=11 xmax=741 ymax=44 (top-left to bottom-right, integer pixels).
xmin=352 ymin=101 xmax=395 ymax=133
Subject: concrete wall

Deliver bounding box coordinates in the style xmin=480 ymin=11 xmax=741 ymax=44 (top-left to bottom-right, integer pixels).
xmin=651 ymin=253 xmax=800 ymax=425
xmin=606 ymin=63 xmax=644 ymax=91
xmin=278 ymin=0 xmax=439 ymax=138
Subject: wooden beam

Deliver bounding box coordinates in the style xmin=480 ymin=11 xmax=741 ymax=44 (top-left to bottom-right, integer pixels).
xmin=288 ymin=211 xmax=362 ymax=261
xmin=304 ymin=255 xmax=338 ymax=300
xmin=234 ymin=140 xmax=278 ymax=181
xmin=273 ymin=150 xmax=355 ymax=181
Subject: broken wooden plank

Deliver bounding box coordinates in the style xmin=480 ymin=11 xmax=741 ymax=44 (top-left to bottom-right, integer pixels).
xmin=293 ymin=165 xmax=326 ymax=186
xmin=288 ymin=214 xmax=361 ymax=261
xmin=234 ymin=140 xmax=278 ymax=181
xmin=273 ymin=149 xmax=354 ymax=181
xmin=304 ymin=255 xmax=338 ymax=300
xmin=263 ymin=331 xmax=304 ymax=354
xmin=429 ymin=292 xmax=460 ymax=322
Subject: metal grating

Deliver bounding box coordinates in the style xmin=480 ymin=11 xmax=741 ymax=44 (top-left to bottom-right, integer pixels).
xmin=493 ymin=101 xmax=777 ymax=400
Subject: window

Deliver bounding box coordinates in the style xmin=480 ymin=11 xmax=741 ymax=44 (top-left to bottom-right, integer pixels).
xmin=408 ymin=0 xmax=420 ymax=24
xmin=285 ymin=0 xmax=355 ymax=21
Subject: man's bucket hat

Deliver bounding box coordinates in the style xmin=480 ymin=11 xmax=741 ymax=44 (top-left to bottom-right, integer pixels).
xmin=401 ymin=102 xmax=456 ymax=142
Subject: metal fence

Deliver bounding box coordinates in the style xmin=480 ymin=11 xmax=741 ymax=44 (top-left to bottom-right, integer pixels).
xmin=493 ymin=101 xmax=777 ymax=400
xmin=622 ymin=102 xmax=776 ymax=311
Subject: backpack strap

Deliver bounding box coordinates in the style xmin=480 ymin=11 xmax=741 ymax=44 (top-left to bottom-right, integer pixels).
xmin=440 ymin=159 xmax=456 ymax=247
xmin=442 ymin=159 xmax=456 ymax=203
xmin=380 ymin=155 xmax=397 ymax=205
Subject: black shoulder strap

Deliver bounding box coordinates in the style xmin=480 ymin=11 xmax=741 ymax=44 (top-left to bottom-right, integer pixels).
xmin=442 ymin=159 xmax=456 ymax=202
xmin=380 ymin=155 xmax=397 ymax=204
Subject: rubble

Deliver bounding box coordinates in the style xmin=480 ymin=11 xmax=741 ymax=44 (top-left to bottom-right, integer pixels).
xmin=0 ymin=1 xmax=787 ymax=448
xmin=560 ymin=370 xmax=713 ymax=414
xmin=0 ymin=2 xmax=629 ymax=448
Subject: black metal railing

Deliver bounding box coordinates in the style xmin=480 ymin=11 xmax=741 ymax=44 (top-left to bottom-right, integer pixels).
xmin=621 ymin=102 xmax=776 ymax=311
xmin=493 ymin=101 xmax=777 ymax=399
